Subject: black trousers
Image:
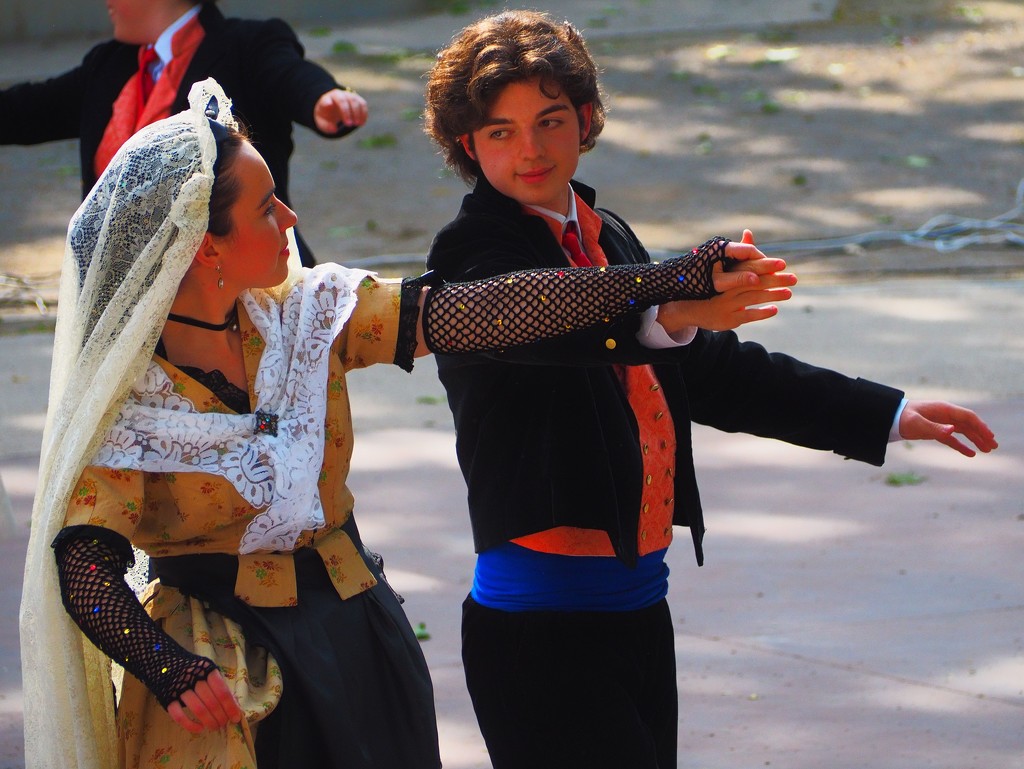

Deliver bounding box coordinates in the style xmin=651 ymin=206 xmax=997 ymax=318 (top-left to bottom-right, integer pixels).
xmin=462 ymin=595 xmax=678 ymax=769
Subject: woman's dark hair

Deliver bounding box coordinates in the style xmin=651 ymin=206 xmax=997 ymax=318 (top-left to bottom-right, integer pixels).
xmin=424 ymin=9 xmax=606 ymax=184
xmin=206 ymin=122 xmax=250 ymax=238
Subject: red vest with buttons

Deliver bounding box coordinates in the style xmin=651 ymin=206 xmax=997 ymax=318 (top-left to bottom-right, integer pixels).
xmin=513 ymin=193 xmax=676 ymax=557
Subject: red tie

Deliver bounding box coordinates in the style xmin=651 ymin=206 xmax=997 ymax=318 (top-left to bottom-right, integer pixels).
xmin=137 ymin=46 xmax=159 ymax=111
xmin=562 ymin=223 xmax=592 ymax=267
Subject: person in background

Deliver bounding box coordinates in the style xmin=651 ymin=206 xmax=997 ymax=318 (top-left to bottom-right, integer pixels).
xmin=423 ymin=10 xmax=998 ymax=769
xmin=0 ymin=0 xmax=366 ymax=266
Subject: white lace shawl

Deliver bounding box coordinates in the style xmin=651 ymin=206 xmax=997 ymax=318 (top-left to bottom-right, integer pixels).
xmin=93 ymin=264 xmax=369 ymax=554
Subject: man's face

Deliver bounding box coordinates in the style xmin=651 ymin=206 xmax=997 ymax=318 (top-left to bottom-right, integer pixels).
xmin=463 ymin=77 xmax=592 ymax=215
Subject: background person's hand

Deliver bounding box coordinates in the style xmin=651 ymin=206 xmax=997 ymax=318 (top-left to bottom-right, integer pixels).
xmin=314 ymin=88 xmax=369 ymax=133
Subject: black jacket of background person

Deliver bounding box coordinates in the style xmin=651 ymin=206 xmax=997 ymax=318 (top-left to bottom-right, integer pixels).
xmin=0 ymin=3 xmax=353 ymax=265
xmin=426 ymin=176 xmax=904 ymax=568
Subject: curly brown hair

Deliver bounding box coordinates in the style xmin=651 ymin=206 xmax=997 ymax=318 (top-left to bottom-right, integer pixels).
xmin=424 ymin=9 xmax=606 ymax=184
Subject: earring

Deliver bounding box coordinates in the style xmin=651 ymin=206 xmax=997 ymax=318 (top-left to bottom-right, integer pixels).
xmin=216 ymin=264 xmax=224 ymax=290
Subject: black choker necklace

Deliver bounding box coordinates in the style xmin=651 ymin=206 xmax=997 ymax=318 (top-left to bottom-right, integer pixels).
xmin=167 ymin=308 xmax=239 ymax=332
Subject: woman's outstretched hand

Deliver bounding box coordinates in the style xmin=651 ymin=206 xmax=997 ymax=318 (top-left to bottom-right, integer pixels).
xmin=713 ymin=229 xmax=796 ymax=292
xmin=659 ymin=229 xmax=797 ymax=332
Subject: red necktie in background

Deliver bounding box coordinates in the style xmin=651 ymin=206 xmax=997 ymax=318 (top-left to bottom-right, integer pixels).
xmin=137 ymin=46 xmax=159 ymax=112
xmin=562 ymin=223 xmax=592 ymax=267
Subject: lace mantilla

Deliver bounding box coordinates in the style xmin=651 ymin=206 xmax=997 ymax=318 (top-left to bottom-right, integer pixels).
xmin=22 ymin=78 xmax=239 ymax=769
xmin=93 ymin=265 xmax=369 ymax=554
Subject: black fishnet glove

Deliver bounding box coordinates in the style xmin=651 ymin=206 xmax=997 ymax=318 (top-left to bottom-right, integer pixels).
xmin=423 ymin=236 xmax=731 ymax=353
xmin=53 ymin=526 xmax=218 ymax=710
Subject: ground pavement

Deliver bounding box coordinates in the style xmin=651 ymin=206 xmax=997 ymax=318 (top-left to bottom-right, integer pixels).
xmin=1 ymin=1 xmax=1023 ymax=767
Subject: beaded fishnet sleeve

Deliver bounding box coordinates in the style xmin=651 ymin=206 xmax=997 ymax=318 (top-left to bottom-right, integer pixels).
xmin=422 ymin=236 xmax=730 ymax=353
xmin=52 ymin=526 xmax=218 ymax=709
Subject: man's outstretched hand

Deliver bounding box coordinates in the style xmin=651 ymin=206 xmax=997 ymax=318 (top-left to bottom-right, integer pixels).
xmin=899 ymin=400 xmax=998 ymax=457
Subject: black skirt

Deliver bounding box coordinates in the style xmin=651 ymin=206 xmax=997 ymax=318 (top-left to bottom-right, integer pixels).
xmin=153 ymin=518 xmax=441 ymax=769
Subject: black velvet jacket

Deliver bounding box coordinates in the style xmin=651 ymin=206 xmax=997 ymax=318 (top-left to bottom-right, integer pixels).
xmin=426 ymin=177 xmax=904 ymax=567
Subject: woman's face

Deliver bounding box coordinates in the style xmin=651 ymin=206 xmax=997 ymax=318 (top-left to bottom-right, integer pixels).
xmin=212 ymin=141 xmax=298 ymax=292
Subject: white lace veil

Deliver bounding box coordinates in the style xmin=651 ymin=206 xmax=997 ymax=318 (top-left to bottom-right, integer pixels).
xmin=20 ymin=79 xmax=236 ymax=769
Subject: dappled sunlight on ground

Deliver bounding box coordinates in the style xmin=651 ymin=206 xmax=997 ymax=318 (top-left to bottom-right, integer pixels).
xmin=707 ymin=511 xmax=866 ymax=543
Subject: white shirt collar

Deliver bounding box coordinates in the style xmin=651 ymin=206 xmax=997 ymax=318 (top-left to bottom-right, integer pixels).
xmin=526 ymin=185 xmax=579 ymax=237
xmin=149 ymin=4 xmax=202 ymax=75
